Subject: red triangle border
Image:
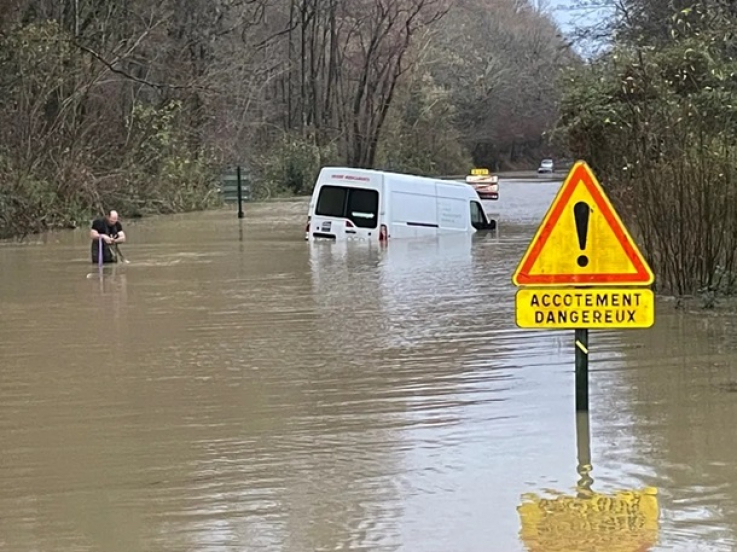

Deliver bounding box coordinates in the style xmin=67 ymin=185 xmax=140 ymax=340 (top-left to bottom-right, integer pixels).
xmin=514 ymin=163 xmax=652 ymax=285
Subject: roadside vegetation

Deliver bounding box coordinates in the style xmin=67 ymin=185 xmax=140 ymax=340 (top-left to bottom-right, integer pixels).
xmin=0 ymin=0 xmax=570 ymax=238
xmin=555 ymin=0 xmax=737 ymax=296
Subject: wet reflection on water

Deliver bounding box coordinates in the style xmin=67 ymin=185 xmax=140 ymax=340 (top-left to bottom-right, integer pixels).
xmin=517 ymin=411 xmax=660 ymax=552
xmin=0 ymin=182 xmax=736 ymax=551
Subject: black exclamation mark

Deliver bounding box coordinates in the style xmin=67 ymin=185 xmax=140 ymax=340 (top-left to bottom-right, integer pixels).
xmin=574 ymin=202 xmax=590 ymax=268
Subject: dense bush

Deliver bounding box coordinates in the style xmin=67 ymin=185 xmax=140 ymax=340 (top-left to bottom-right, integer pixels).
xmin=555 ymin=2 xmax=737 ymax=295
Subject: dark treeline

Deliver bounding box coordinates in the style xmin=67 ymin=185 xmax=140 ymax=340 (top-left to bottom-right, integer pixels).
xmin=555 ymin=0 xmax=737 ymax=295
xmin=0 ymin=0 xmax=570 ymax=237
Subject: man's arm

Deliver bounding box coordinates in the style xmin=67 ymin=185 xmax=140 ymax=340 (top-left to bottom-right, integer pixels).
xmin=90 ymin=222 xmax=112 ymax=244
xmin=113 ymin=227 xmax=126 ymax=244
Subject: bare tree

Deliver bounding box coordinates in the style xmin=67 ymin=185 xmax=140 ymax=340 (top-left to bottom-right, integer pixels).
xmin=0 ymin=0 xmax=577 ymax=234
xmin=427 ymin=0 xmax=573 ymax=168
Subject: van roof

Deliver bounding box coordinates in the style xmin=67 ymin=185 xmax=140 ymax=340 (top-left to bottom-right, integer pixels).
xmin=319 ymin=167 xmax=473 ymax=189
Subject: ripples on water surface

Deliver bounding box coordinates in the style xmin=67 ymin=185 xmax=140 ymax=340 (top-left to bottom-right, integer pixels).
xmin=2 ymin=181 xmax=737 ymax=551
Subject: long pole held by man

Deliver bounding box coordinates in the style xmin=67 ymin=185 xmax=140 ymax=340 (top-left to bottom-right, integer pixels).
xmin=90 ymin=210 xmax=127 ymax=264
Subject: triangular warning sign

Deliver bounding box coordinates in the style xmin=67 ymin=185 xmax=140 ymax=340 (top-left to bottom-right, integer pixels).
xmin=513 ymin=161 xmax=654 ymax=286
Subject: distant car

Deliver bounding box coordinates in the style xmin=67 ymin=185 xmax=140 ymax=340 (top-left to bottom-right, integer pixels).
xmin=538 ymin=159 xmax=554 ymax=174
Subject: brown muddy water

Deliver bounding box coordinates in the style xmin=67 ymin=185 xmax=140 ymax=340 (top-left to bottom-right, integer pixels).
xmin=1 ymin=181 xmax=737 ymax=551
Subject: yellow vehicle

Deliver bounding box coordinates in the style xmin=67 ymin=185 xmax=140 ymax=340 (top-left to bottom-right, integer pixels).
xmin=465 ymin=167 xmax=499 ymax=200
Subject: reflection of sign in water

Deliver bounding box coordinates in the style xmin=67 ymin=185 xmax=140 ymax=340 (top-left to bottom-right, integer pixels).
xmin=518 ymin=487 xmax=659 ymax=551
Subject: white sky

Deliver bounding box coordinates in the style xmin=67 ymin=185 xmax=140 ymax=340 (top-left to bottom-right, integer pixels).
xmin=550 ymin=0 xmax=605 ymax=30
xmin=548 ymin=0 xmax=615 ymax=55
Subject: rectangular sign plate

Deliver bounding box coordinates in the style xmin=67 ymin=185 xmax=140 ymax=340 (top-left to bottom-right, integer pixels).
xmin=515 ymin=288 xmax=654 ymax=329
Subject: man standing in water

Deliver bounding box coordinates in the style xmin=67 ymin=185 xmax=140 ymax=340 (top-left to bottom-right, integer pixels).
xmin=90 ymin=210 xmax=126 ymax=264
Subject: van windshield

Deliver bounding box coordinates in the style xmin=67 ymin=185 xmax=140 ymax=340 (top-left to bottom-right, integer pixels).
xmin=315 ymin=185 xmax=379 ymax=229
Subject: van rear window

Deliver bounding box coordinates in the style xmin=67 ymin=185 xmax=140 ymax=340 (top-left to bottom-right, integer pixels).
xmin=315 ymin=185 xmax=379 ymax=229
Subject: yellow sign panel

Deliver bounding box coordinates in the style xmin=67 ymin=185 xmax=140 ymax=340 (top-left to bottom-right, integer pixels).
xmin=518 ymin=488 xmax=659 ymax=552
xmin=513 ymin=161 xmax=654 ymax=286
xmin=516 ymin=288 xmax=654 ymax=329
xmin=470 ymin=167 xmax=489 ymax=176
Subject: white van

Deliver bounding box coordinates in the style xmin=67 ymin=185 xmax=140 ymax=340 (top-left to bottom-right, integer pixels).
xmin=305 ymin=167 xmax=496 ymax=242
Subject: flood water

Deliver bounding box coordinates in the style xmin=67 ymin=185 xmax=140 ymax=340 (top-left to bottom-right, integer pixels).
xmin=2 ymin=180 xmax=737 ymax=551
